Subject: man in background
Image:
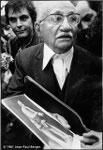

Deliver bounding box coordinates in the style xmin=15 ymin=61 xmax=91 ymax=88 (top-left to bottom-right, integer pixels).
xmin=5 ymin=0 xmax=41 ymax=59
xmin=1 ymin=0 xmax=42 ymax=97
xmin=1 ymin=0 xmax=42 ymax=148
xmin=76 ymin=0 xmax=102 ymax=57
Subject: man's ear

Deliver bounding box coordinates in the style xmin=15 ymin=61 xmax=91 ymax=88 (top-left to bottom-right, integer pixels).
xmin=35 ymin=22 xmax=41 ymax=37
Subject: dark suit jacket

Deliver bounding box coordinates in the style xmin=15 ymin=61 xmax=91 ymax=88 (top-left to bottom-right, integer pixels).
xmin=2 ymin=43 xmax=102 ymax=146
xmin=5 ymin=43 xmax=102 ymax=130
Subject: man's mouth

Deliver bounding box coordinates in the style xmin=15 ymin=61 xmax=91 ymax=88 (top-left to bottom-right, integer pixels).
xmin=16 ymin=30 xmax=25 ymax=34
xmin=57 ymin=34 xmax=72 ymax=39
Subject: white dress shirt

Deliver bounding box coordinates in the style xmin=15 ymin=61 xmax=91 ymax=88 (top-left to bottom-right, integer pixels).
xmin=42 ymin=44 xmax=74 ymax=89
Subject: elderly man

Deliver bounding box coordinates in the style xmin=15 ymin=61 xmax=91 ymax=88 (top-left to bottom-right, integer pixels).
xmin=2 ymin=1 xmax=102 ymax=149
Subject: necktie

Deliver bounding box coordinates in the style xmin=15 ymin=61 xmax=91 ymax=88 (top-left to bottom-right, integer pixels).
xmin=52 ymin=55 xmax=68 ymax=89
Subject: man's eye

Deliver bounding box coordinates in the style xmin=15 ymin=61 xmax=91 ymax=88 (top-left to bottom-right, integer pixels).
xmin=52 ymin=15 xmax=62 ymax=22
xmin=82 ymin=14 xmax=93 ymax=22
xmin=4 ymin=26 xmax=10 ymax=30
xmin=56 ymin=16 xmax=62 ymax=22
xmin=69 ymin=16 xmax=77 ymax=22
xmin=20 ymin=15 xmax=29 ymax=21
xmin=9 ymin=18 xmax=16 ymax=23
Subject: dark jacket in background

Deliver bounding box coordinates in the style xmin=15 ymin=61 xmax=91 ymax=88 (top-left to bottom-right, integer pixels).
xmin=9 ymin=32 xmax=42 ymax=59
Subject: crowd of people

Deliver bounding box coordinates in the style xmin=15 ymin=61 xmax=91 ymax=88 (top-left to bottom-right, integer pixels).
xmin=1 ymin=0 xmax=102 ymax=149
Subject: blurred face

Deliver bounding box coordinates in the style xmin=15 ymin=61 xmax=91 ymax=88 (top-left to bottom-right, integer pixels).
xmin=76 ymin=1 xmax=97 ymax=30
xmin=8 ymin=8 xmax=33 ymax=39
xmin=3 ymin=25 xmax=16 ymax=40
xmin=38 ymin=3 xmax=79 ymax=54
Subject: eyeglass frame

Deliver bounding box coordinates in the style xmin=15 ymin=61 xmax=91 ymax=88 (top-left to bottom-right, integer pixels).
xmin=39 ymin=13 xmax=80 ymax=26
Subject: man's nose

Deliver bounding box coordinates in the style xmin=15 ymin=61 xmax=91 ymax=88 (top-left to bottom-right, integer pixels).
xmin=60 ymin=17 xmax=72 ymax=31
xmin=17 ymin=19 xmax=22 ymax=27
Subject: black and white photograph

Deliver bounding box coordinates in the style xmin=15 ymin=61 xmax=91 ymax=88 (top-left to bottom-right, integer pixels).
xmin=1 ymin=0 xmax=102 ymax=149
xmin=2 ymin=94 xmax=80 ymax=149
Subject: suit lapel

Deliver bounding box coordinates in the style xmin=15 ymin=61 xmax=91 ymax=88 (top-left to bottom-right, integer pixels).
xmin=32 ymin=44 xmax=61 ymax=97
xmin=32 ymin=44 xmax=85 ymax=105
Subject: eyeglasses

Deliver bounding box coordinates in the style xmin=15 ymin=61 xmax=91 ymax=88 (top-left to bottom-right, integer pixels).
xmin=40 ymin=13 xmax=80 ymax=26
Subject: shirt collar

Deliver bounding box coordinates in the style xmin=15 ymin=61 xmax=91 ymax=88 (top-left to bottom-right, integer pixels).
xmin=42 ymin=44 xmax=55 ymax=70
xmin=42 ymin=43 xmax=74 ymax=71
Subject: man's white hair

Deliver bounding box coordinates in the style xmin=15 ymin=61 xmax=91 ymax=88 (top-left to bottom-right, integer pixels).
xmin=76 ymin=1 xmax=89 ymax=13
xmin=32 ymin=1 xmax=76 ymax=23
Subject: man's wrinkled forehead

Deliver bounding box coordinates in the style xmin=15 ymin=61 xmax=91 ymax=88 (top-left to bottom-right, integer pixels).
xmin=50 ymin=5 xmax=76 ymax=15
xmin=48 ymin=1 xmax=75 ymax=11
xmin=36 ymin=1 xmax=76 ymax=21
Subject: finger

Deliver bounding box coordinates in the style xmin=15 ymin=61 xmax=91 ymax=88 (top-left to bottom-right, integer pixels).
xmin=81 ymin=137 xmax=97 ymax=144
xmin=82 ymin=132 xmax=99 ymax=143
xmin=81 ymin=144 xmax=93 ymax=149
xmin=81 ymin=142 xmax=86 ymax=148
xmin=81 ymin=144 xmax=101 ymax=150
xmin=83 ymin=130 xmax=97 ymax=137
